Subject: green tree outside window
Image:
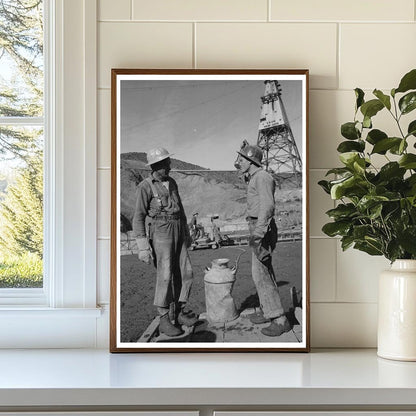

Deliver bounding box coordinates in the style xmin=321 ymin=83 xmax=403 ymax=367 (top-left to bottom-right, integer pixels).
xmin=0 ymin=0 xmax=44 ymax=288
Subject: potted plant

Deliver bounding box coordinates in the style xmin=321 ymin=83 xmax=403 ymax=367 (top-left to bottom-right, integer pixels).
xmin=319 ymin=68 xmax=416 ymax=361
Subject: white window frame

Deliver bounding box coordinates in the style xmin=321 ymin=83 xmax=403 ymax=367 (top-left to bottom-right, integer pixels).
xmin=0 ymin=0 xmax=101 ymax=348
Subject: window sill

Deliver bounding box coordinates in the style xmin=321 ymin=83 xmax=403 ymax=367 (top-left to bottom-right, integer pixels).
xmin=0 ymin=306 xmax=101 ymax=316
xmin=0 ymin=307 xmax=103 ymax=348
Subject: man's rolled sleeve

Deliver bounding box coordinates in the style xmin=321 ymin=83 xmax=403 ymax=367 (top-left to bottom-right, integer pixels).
xmin=132 ymin=183 xmax=151 ymax=238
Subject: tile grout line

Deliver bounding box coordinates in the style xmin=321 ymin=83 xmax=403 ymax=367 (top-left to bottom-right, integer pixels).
xmin=268 ymin=0 xmax=271 ymax=22
xmin=193 ymin=22 xmax=197 ymax=69
xmin=98 ymin=19 xmax=415 ymax=24
xmin=336 ymin=22 xmax=340 ymax=90
xmin=333 ymin=230 xmax=339 ymax=303
xmin=130 ymin=0 xmax=133 ymax=20
xmin=311 ymin=301 xmax=378 ymax=305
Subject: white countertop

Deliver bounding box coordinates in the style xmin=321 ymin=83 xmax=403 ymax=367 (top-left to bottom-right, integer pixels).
xmin=1 ymin=348 xmax=416 ymax=408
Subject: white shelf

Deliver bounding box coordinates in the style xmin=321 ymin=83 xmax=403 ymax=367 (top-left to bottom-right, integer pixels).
xmin=0 ymin=348 xmax=415 ymax=409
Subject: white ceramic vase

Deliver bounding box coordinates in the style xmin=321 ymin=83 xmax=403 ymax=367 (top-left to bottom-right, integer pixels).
xmin=378 ymin=259 xmax=416 ymax=361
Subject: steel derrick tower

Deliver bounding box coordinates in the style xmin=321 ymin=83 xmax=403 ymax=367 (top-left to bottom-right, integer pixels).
xmin=257 ymin=80 xmax=302 ymax=186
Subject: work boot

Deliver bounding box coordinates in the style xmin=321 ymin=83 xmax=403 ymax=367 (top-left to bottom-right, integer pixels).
xmin=261 ymin=315 xmax=291 ymax=337
xmin=177 ymin=309 xmax=199 ymax=327
xmin=249 ymin=311 xmax=270 ymax=324
xmin=159 ymin=314 xmax=184 ymax=337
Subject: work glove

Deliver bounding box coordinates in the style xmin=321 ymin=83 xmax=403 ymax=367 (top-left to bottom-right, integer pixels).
xmin=136 ymin=238 xmax=153 ymax=265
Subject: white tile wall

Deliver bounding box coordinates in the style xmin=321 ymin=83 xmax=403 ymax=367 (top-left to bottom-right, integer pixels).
xmin=336 ymin=246 xmax=389 ymax=303
xmin=310 ymin=239 xmax=336 ymax=302
xmin=98 ymin=22 xmax=193 ymax=88
xmin=196 ymin=23 xmax=338 ymax=89
xmin=311 ymin=303 xmax=378 ymax=347
xmin=98 ymin=169 xmax=111 ymax=239
xmin=270 ymin=0 xmax=415 ymax=22
xmin=97 ymin=239 xmax=110 ymax=305
xmin=98 ymin=90 xmax=111 ymax=168
xmin=309 ymin=170 xmax=334 ymax=237
xmin=96 ymin=0 xmax=416 ymax=347
xmin=132 ymin=0 xmax=268 ymax=21
xmin=309 ymin=90 xmax=354 ymax=169
xmin=340 ymin=24 xmax=416 ymax=90
xmin=99 ymin=0 xmax=131 ymax=21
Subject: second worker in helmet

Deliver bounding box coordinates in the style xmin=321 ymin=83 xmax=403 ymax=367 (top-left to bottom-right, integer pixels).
xmin=235 ymin=143 xmax=292 ymax=337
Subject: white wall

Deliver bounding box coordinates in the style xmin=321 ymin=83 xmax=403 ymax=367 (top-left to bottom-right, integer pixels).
xmin=96 ymin=0 xmax=416 ymax=348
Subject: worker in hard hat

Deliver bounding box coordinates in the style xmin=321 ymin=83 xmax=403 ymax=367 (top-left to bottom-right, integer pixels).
xmin=132 ymin=147 xmax=198 ymax=337
xmin=210 ymin=216 xmax=221 ymax=244
xmin=190 ymin=212 xmax=200 ymax=240
xmin=234 ymin=142 xmax=291 ymax=337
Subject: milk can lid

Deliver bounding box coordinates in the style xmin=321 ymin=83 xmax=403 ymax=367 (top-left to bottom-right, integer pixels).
xmin=212 ymin=258 xmax=230 ymax=268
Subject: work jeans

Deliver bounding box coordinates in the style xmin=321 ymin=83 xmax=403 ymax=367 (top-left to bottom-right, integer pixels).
xmin=248 ymin=218 xmax=285 ymax=320
xmin=149 ymin=218 xmax=193 ymax=309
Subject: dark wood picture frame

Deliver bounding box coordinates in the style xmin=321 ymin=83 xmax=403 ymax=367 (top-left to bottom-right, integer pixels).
xmin=110 ymin=69 xmax=310 ymax=352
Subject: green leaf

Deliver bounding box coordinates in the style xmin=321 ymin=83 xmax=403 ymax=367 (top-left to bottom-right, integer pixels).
xmin=318 ymin=180 xmax=331 ymax=194
xmin=390 ymin=139 xmax=407 ymax=155
xmin=371 ymin=137 xmax=402 ymax=154
xmin=337 ymin=140 xmax=365 ymax=153
xmin=325 ymin=167 xmax=352 ymax=176
xmin=378 ymin=162 xmax=406 ymax=181
xmin=399 ymin=92 xmax=416 ymax=115
xmin=363 ymin=116 xmax=372 ymax=129
xmin=354 ymin=241 xmax=383 ymax=256
xmin=369 ymin=203 xmax=383 ymax=220
xmin=330 ymin=175 xmax=368 ymax=200
xmin=396 ymin=69 xmax=416 ymax=94
xmin=355 ymin=88 xmax=365 ymax=110
xmin=339 ymin=152 xmax=360 ymax=167
xmin=360 ymin=99 xmax=384 ymax=119
xmin=373 ymin=89 xmax=391 ymax=110
xmin=386 ymin=240 xmax=402 ymax=262
xmin=399 ymin=154 xmax=416 ymax=169
xmin=366 ymin=129 xmax=387 ymax=145
xmin=326 ymin=203 xmax=357 ymax=220
xmin=353 ymin=224 xmax=374 ymax=240
xmin=341 ymin=235 xmax=355 ymax=251
xmin=341 ymin=122 xmax=360 ymax=140
xmin=353 ymin=158 xmax=366 ymax=174
xmin=398 ymin=227 xmax=416 ymax=255
xmin=407 ymin=120 xmax=416 ymax=138
xmin=330 ymin=176 xmax=356 ymax=199
xmin=322 ymin=221 xmax=351 ymax=237
xmin=357 ymin=195 xmax=389 ymax=212
xmin=406 ymin=174 xmax=416 ymax=187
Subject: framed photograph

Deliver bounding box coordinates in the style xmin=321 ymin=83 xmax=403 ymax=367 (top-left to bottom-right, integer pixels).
xmin=110 ymin=69 xmax=309 ymax=352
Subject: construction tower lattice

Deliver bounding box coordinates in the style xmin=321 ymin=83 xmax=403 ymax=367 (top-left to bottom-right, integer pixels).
xmin=257 ymin=80 xmax=302 ymax=185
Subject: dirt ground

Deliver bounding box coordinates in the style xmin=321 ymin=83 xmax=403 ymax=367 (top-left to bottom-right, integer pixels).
xmin=120 ymin=241 xmax=302 ymax=342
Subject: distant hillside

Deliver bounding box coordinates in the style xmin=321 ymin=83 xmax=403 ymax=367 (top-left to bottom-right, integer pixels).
xmin=121 ymin=152 xmax=207 ymax=172
xmin=120 ymin=152 xmax=302 ymax=232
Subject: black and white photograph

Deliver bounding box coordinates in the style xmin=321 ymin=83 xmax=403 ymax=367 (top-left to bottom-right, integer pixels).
xmin=110 ymin=69 xmax=309 ymax=352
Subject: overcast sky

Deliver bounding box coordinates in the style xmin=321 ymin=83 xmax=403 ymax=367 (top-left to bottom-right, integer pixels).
xmin=120 ymin=79 xmax=304 ymax=171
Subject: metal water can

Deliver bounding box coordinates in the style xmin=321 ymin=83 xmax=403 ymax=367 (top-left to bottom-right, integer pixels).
xmin=204 ymin=258 xmax=239 ymax=324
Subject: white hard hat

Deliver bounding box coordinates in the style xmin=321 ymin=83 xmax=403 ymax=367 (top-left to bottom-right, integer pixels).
xmin=146 ymin=147 xmax=174 ymax=166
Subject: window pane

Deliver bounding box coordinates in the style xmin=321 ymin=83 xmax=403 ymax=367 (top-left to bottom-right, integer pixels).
xmin=0 ymin=0 xmax=44 ymax=290
xmin=0 ymin=126 xmax=43 ymax=289
xmin=0 ymin=0 xmax=44 ymax=117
